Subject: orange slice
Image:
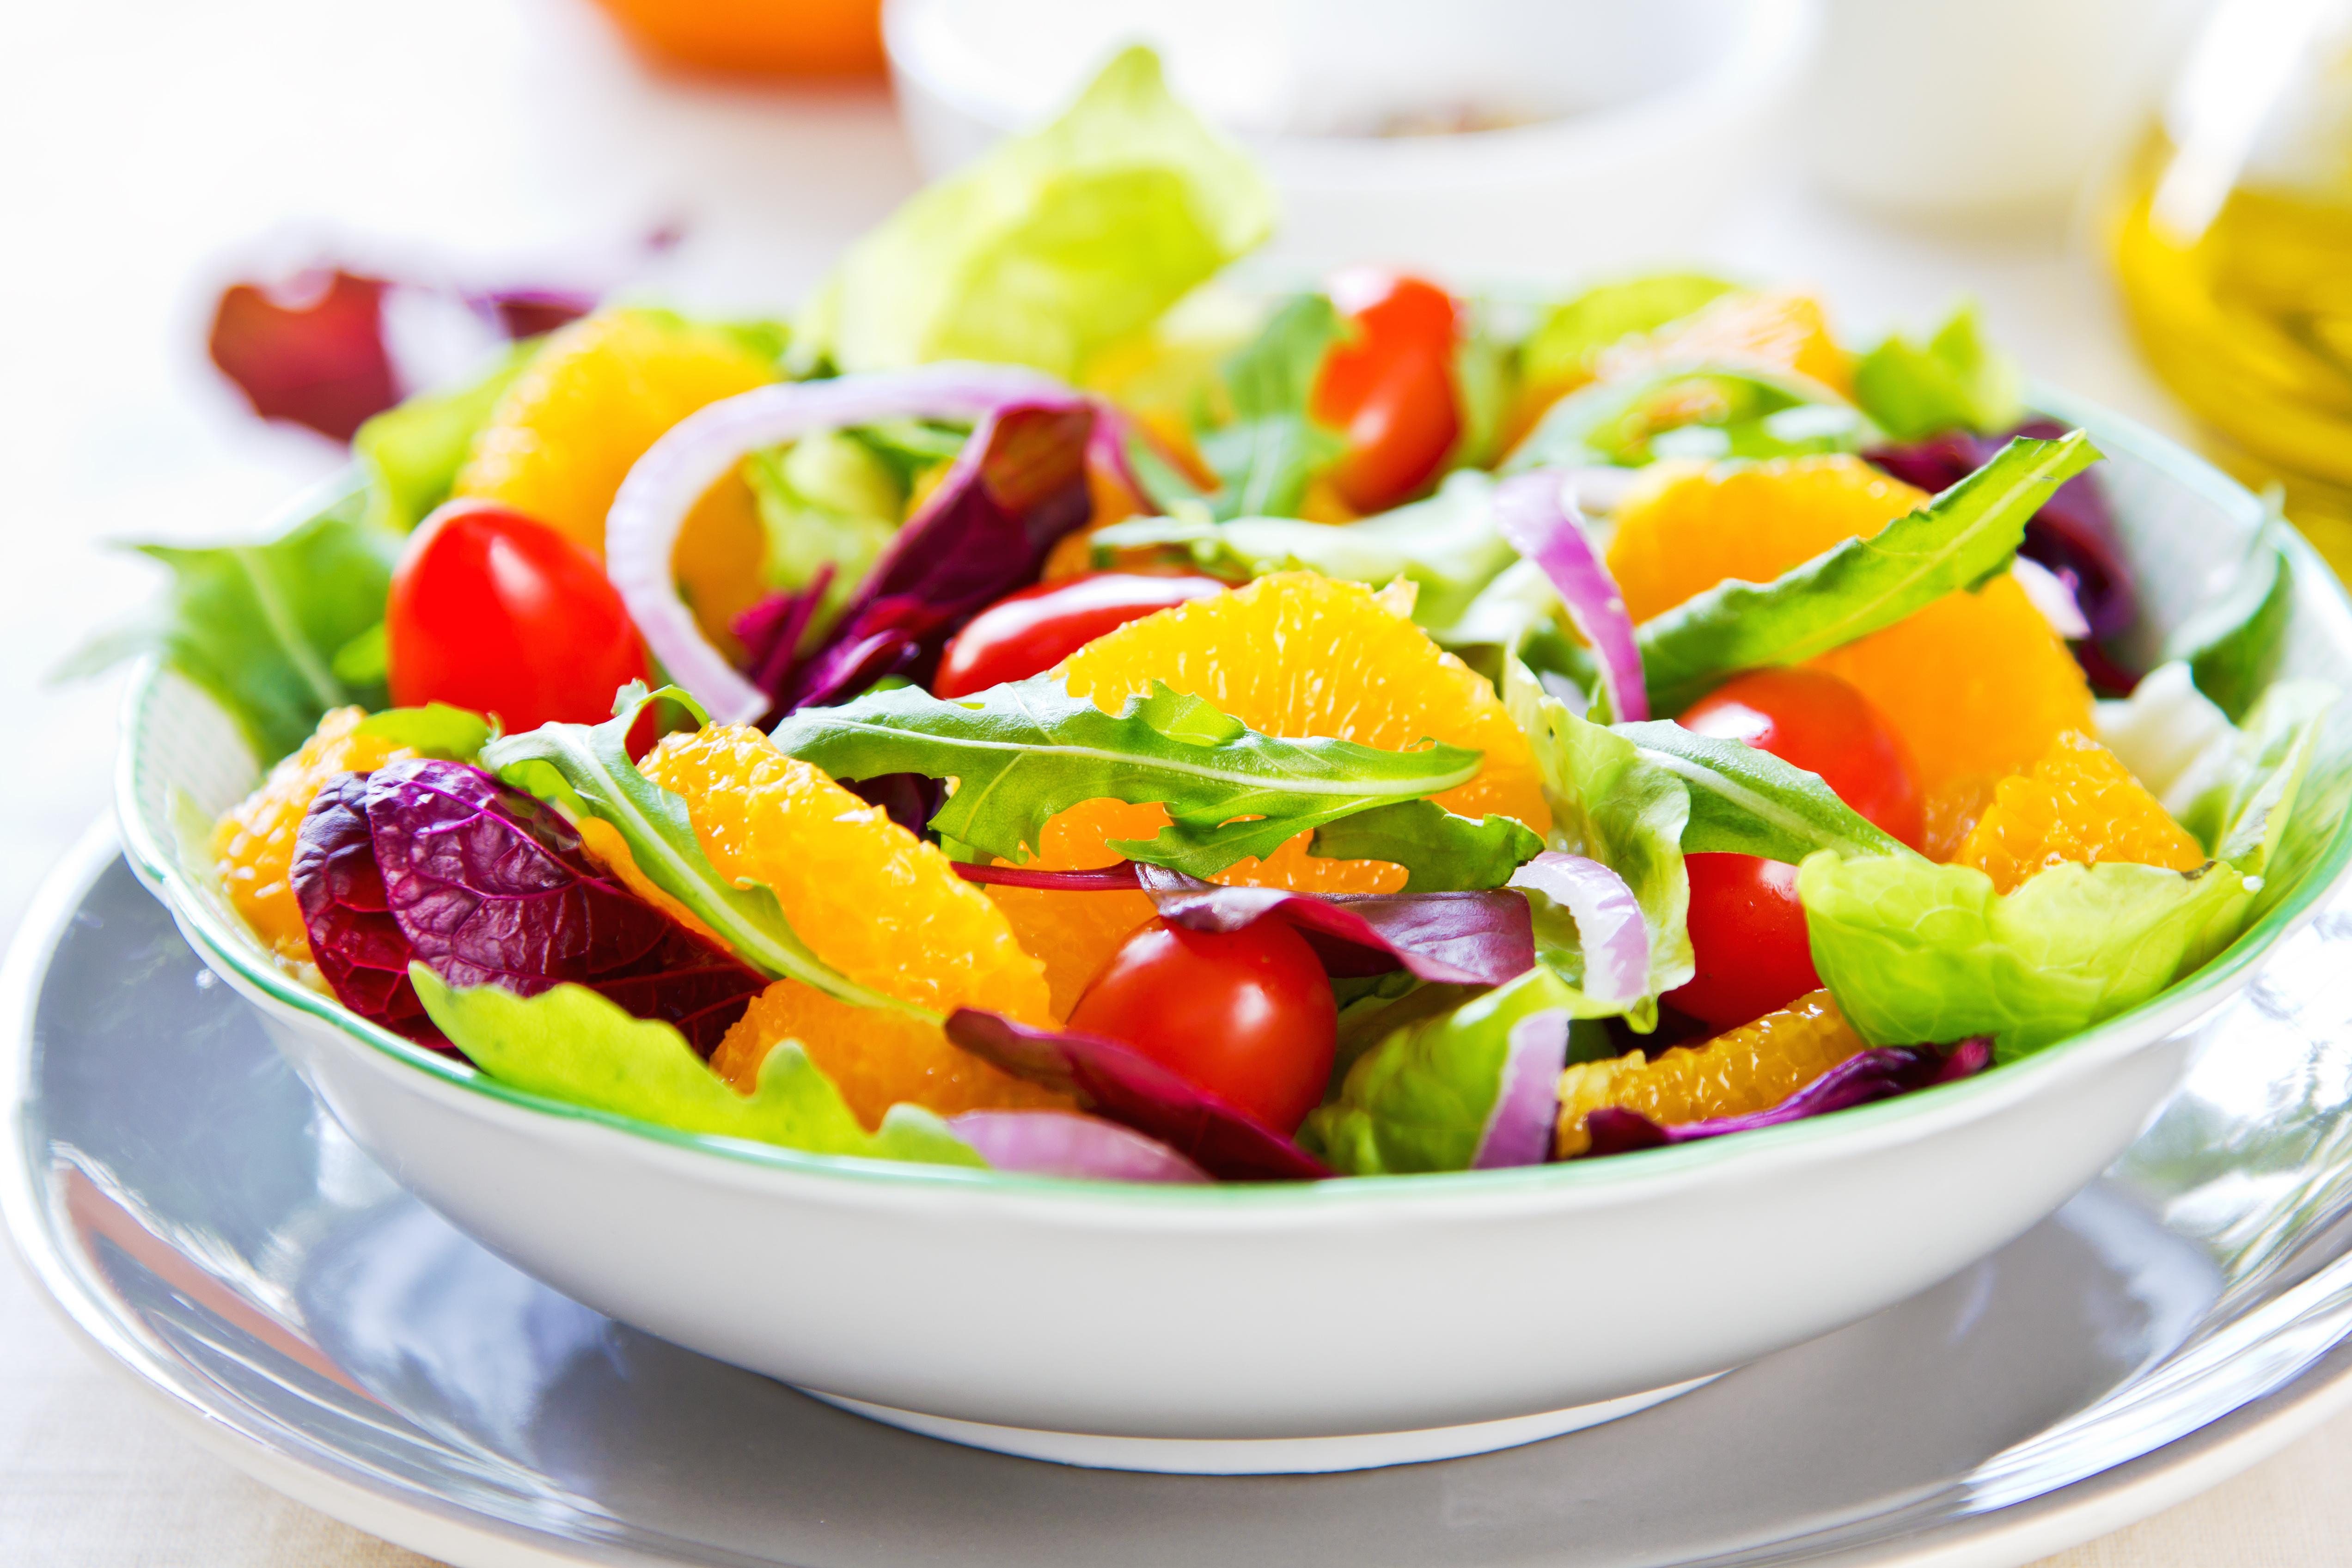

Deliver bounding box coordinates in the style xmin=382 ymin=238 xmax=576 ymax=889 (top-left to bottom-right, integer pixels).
xmin=1953 ymin=731 xmax=2206 ymax=893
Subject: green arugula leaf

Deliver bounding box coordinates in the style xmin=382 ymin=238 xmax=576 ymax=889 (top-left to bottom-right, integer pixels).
xmin=354 ymin=702 xmax=495 ymax=761
xmin=1850 ymin=300 xmax=2025 ymax=441
xmin=1635 ymin=431 xmax=2100 ymax=714
xmin=1613 ymin=720 xmax=1917 ymax=863
xmin=481 ymin=685 xmax=921 ymax=1019
xmin=1193 ymin=293 xmax=1349 ymax=520
xmin=57 ymin=487 xmax=398 ymax=762
xmin=414 ymin=971 xmax=983 ymax=1166
xmin=1504 ymin=365 xmax=1862 ymax=472
xmin=2163 ymin=502 xmax=2294 ymax=722
xmin=1305 ymin=799 xmax=1543 ymax=891
xmin=1517 ymin=273 xmax=1740 ymax=391
xmin=353 ymin=340 xmax=539 ymax=534
xmin=770 ymin=674 xmax=1484 ymax=877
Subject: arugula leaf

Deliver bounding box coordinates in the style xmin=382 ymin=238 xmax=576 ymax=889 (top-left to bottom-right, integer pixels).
xmin=795 ymin=46 xmax=1276 ymax=378
xmin=58 ymin=487 xmax=398 ymax=762
xmin=1517 ymin=274 xmax=1740 ymax=391
xmin=1798 ymin=852 xmax=2251 ymax=1060
xmin=1193 ymin=293 xmax=1349 ymax=520
xmin=1305 ymin=799 xmax=1543 ymax=891
xmin=1090 ymin=471 xmax=1517 ymax=639
xmin=1851 ymin=300 xmax=2025 ymax=441
xmin=1505 ymin=365 xmax=1862 ymax=472
xmin=354 ymin=703 xmax=495 ymax=761
xmin=415 ymin=971 xmax=983 ymax=1166
xmin=2163 ymin=503 xmax=2294 ymax=722
xmin=1613 ymin=720 xmax=1917 ymax=862
xmin=770 ymin=674 xmax=1484 ymax=877
xmin=481 ymin=685 xmax=920 ymax=1019
xmin=353 ymin=340 xmax=538 ymax=534
xmin=1635 ymin=431 xmax=2099 ymax=714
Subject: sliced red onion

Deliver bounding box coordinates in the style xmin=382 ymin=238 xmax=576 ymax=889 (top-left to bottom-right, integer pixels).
xmin=1471 ymin=1009 xmax=1572 ymax=1170
xmin=1493 ymin=470 xmax=1648 ymax=722
xmin=1132 ymin=865 xmax=1534 ymax=987
xmin=1582 ymin=1037 xmax=1992 ymax=1157
xmin=1506 ymin=851 xmax=1649 ymax=1006
xmin=2010 ymin=555 xmax=2091 ymax=640
xmin=604 ymin=363 xmax=1090 ymax=724
xmin=944 ymin=1009 xmax=1333 ymax=1182
xmin=946 ymin=1110 xmax=1210 ymax=1183
xmin=951 ymin=861 xmax=1146 ymax=891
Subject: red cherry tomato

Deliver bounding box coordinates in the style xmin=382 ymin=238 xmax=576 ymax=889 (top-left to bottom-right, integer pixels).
xmin=932 ymin=572 xmax=1229 ymax=698
xmin=1309 ymin=269 xmax=1462 ymax=514
xmin=1067 ymin=916 xmax=1338 ymax=1133
xmin=387 ymin=500 xmax=649 ymax=733
xmin=1679 ymin=668 xmax=1924 ymax=848
xmin=1665 ymin=853 xmax=1823 ymax=1031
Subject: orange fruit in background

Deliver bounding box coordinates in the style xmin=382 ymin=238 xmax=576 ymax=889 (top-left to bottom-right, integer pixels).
xmin=590 ymin=0 xmax=885 ymax=78
xmin=211 ymin=708 xmax=416 ymax=966
xmin=1554 ymin=988 xmax=1867 ymax=1157
xmin=1953 ymin=731 xmax=2206 ymax=893
xmin=1601 ymin=291 xmax=1857 ymax=397
xmin=1606 ymin=456 xmax=1929 ymax=623
xmin=637 ymin=724 xmax=1064 ymax=1127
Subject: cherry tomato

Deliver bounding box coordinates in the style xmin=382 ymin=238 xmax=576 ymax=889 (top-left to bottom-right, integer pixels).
xmin=932 ymin=572 xmax=1229 ymax=698
xmin=1309 ymin=269 xmax=1462 ymax=514
xmin=1664 ymin=853 xmax=1822 ymax=1031
xmin=388 ymin=500 xmax=648 ymax=733
xmin=1068 ymin=916 xmax=1337 ymax=1133
xmin=1679 ymin=668 xmax=1924 ymax=848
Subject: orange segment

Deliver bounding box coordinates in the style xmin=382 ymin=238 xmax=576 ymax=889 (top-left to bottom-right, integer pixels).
xmin=1954 ymin=731 xmax=2206 ymax=893
xmin=1555 ymin=989 xmax=1867 ymax=1157
xmin=212 ymin=708 xmax=416 ymax=967
xmin=1606 ymin=456 xmax=1929 ymax=623
xmin=1922 ymin=775 xmax=1999 ymax=864
xmin=641 ymin=724 xmax=1063 ymax=1127
xmin=1601 ymin=291 xmax=1856 ymax=398
xmin=1809 ymin=574 xmax=2095 ymax=800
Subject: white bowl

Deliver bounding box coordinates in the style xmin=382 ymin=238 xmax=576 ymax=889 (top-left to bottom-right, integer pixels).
xmin=883 ymin=0 xmax=1822 ymax=276
xmin=117 ymin=392 xmax=2352 ymax=1473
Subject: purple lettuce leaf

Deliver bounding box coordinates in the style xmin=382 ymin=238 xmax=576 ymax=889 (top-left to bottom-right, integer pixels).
xmin=1582 ymin=1037 xmax=1992 ymax=1157
xmin=944 ymin=1009 xmax=1334 ymax=1182
xmin=945 ymin=1110 xmax=1211 ymax=1183
xmin=291 ymin=771 xmax=450 ymax=1050
xmin=764 ymin=402 xmax=1099 ymax=715
xmin=356 ymin=758 xmax=767 ymax=1057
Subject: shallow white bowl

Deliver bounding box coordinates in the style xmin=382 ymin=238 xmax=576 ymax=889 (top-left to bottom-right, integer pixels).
xmin=118 ymin=392 xmax=2352 ymax=1472
xmin=883 ymin=0 xmax=1821 ymax=275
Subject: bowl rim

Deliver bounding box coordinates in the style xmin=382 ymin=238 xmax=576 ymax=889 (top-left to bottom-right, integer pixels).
xmin=116 ymin=386 xmax=2352 ymax=1211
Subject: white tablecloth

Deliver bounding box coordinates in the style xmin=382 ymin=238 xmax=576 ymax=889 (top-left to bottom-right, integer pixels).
xmin=2 ymin=0 xmax=2343 ymax=1561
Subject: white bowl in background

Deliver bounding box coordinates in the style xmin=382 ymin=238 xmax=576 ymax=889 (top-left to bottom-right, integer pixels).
xmin=883 ymin=0 xmax=1822 ymax=277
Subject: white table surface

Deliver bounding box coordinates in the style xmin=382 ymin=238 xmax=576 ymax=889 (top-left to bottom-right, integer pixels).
xmin=4 ymin=0 xmax=2351 ymax=1562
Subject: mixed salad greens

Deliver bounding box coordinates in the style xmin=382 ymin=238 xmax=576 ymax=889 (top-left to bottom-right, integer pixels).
xmin=107 ymin=49 xmax=2348 ymax=1184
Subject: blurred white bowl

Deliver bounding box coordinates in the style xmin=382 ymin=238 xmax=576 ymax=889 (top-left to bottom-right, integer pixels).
xmin=883 ymin=0 xmax=1822 ymax=278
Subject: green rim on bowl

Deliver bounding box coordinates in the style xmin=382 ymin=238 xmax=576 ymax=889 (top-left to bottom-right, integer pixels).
xmin=114 ymin=391 xmax=2352 ymax=1204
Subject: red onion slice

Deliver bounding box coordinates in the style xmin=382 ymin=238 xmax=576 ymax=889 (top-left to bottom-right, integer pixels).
xmin=1506 ymin=851 xmax=1649 ymax=1006
xmin=2010 ymin=555 xmax=2091 ymax=640
xmin=946 ymin=1110 xmax=1210 ymax=1183
xmin=1471 ymin=1009 xmax=1572 ymax=1170
xmin=1493 ymin=470 xmax=1648 ymax=722
xmin=951 ymin=861 xmax=1147 ymax=892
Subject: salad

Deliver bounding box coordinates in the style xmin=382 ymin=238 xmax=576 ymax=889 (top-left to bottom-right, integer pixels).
xmin=114 ymin=49 xmax=2339 ymax=1184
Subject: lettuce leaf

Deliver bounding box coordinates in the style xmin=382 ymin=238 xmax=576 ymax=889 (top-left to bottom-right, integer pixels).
xmin=1851 ymin=300 xmax=2024 ymax=442
xmin=743 ymin=429 xmax=904 ymax=635
xmin=1517 ymin=273 xmax=1739 ymax=392
xmin=414 ymin=970 xmax=983 ymax=1166
xmin=1302 ymin=967 xmax=1578 ymax=1175
xmin=354 ymin=702 xmax=494 ymax=761
xmin=2175 ymin=679 xmax=2337 ymax=878
xmin=769 ymin=673 xmax=1485 ymax=877
xmin=1505 ymin=366 xmax=1868 ymax=472
xmin=353 ymin=340 xmax=538 ymax=534
xmin=1635 ymin=431 xmax=2099 ymax=714
xmin=795 ymin=46 xmax=1276 ymax=379
xmin=2162 ymin=504 xmax=2294 ymax=722
xmin=1797 ymin=851 xmax=2251 ymax=1060
xmin=1613 ymin=720 xmax=1915 ymax=862
xmin=1192 ymin=293 xmax=1348 ymax=520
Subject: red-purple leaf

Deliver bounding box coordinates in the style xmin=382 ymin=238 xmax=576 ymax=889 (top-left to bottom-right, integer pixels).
xmin=944 ymin=1009 xmax=1333 ymax=1182
xmin=291 ymin=771 xmax=450 ymax=1050
xmin=945 ymin=1110 xmax=1211 ymax=1183
xmin=356 ymin=758 xmax=767 ymax=1056
xmin=1582 ymin=1037 xmax=1991 ymax=1156
xmin=208 ymin=269 xmax=398 ymax=442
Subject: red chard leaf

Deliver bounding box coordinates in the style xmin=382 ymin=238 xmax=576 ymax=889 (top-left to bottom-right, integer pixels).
xmin=291 ymin=771 xmax=449 ymax=1050
xmin=208 ymin=269 xmax=398 ymax=442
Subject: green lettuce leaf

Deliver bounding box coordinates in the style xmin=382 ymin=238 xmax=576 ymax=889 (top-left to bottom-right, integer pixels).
xmin=1305 ymin=799 xmax=1543 ymax=891
xmin=795 ymin=46 xmax=1277 ymax=378
xmin=57 ymin=488 xmax=398 ymax=762
xmin=1636 ymin=431 xmax=2099 ymax=714
xmin=1090 ymin=471 xmax=1518 ymax=639
xmin=481 ymin=685 xmax=919 ymax=1018
xmin=770 ymin=674 xmax=1486 ymax=878
xmin=1192 ymin=293 xmax=1348 ymax=520
xmin=1505 ymin=365 xmax=1866 ymax=472
xmin=1797 ymin=851 xmax=2251 ymax=1060
xmin=1302 ymin=967 xmax=1580 ymax=1175
xmin=2162 ymin=503 xmax=2293 ymax=722
xmin=353 ymin=340 xmax=539 ymax=534
xmin=744 ymin=429 xmax=905 ymax=631
xmin=354 ymin=702 xmax=495 ymax=760
xmin=1613 ymin=720 xmax=1916 ymax=863
xmin=1517 ymin=273 xmax=1740 ymax=391
xmin=2175 ymin=679 xmax=2337 ymax=878
xmin=1850 ymin=300 xmax=2024 ymax=441
xmin=1446 ymin=297 xmax=1518 ymax=474
xmin=414 ymin=970 xmax=982 ymax=1166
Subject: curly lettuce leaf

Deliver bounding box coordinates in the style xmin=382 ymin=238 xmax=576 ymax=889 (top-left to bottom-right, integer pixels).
xmin=1518 ymin=273 xmax=1739 ymax=392
xmin=1192 ymin=293 xmax=1348 ymax=520
xmin=414 ymin=970 xmax=982 ymax=1166
xmin=1797 ymin=851 xmax=2251 ymax=1060
xmin=1851 ymin=300 xmax=2024 ymax=442
xmin=1636 ymin=431 xmax=2099 ymax=714
xmin=2162 ymin=503 xmax=2294 ymax=722
xmin=353 ymin=339 xmax=538 ymax=534
xmin=770 ymin=674 xmax=1484 ymax=878
xmin=796 ymin=46 xmax=1276 ymax=379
